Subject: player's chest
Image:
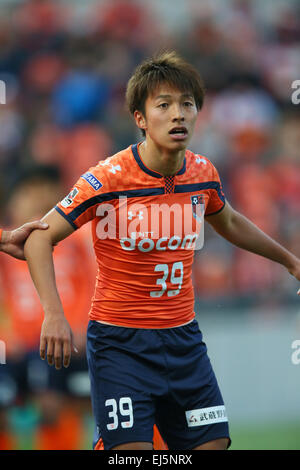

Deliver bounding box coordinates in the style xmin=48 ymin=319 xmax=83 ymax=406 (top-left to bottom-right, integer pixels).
xmin=95 ymin=190 xmax=208 ymax=252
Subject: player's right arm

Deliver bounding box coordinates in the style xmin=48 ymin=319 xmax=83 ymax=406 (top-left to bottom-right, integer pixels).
xmin=24 ymin=208 xmax=75 ymax=370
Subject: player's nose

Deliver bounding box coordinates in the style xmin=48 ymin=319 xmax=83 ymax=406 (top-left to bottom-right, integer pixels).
xmin=171 ymin=104 xmax=185 ymax=122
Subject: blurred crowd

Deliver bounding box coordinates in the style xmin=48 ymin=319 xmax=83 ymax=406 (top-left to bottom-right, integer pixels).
xmin=0 ymin=0 xmax=299 ymax=450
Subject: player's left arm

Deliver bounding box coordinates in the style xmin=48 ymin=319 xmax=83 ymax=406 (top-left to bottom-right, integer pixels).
xmin=205 ymin=200 xmax=300 ymax=294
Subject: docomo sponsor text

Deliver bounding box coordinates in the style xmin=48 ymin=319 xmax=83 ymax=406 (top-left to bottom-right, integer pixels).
xmin=95 ymin=196 xmax=205 ymax=250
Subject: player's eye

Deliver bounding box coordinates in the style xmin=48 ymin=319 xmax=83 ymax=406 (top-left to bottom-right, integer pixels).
xmin=183 ymin=101 xmax=194 ymax=107
xmin=158 ymin=103 xmax=169 ymax=109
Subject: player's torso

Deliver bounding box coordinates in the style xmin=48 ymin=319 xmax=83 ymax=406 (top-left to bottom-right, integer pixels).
xmin=72 ymin=144 xmax=224 ymax=328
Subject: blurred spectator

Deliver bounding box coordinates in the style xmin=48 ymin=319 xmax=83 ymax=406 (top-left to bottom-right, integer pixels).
xmin=266 ymin=112 xmax=300 ymax=222
xmin=183 ymin=18 xmax=238 ymax=92
xmin=209 ymin=80 xmax=279 ymax=137
xmin=0 ymin=164 xmax=96 ymax=449
xmin=12 ymin=0 xmax=67 ymax=38
xmin=54 ymin=124 xmax=112 ymax=187
xmin=22 ymin=52 xmax=66 ymax=97
xmin=92 ymin=0 xmax=161 ymax=49
xmin=51 ymin=71 xmax=111 ymax=128
xmin=193 ymin=241 xmax=234 ymax=300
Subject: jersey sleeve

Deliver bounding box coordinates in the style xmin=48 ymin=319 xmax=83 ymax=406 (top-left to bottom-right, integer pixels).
xmin=55 ymin=168 xmax=106 ymax=230
xmin=205 ymin=163 xmax=226 ymax=216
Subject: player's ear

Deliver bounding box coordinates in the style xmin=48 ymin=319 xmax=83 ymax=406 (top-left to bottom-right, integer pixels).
xmin=134 ymin=110 xmax=147 ymax=133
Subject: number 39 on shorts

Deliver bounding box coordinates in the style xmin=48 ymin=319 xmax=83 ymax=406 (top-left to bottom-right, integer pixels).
xmin=105 ymin=397 xmax=134 ymax=430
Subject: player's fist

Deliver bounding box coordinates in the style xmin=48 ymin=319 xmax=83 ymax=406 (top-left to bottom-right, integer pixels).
xmin=40 ymin=314 xmax=75 ymax=369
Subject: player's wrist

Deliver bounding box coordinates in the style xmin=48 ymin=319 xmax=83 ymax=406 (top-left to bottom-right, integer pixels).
xmin=285 ymin=256 xmax=300 ymax=278
xmin=43 ymin=306 xmax=66 ymax=319
xmin=284 ymin=254 xmax=300 ymax=272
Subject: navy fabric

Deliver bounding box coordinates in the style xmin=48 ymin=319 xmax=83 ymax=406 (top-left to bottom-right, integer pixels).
xmin=86 ymin=319 xmax=230 ymax=450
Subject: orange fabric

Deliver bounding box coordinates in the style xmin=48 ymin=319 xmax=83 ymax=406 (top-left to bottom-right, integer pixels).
xmin=153 ymin=424 xmax=168 ymax=450
xmin=34 ymin=409 xmax=81 ymax=450
xmin=94 ymin=437 xmax=104 ymax=450
xmin=0 ymin=227 xmax=95 ymax=353
xmin=0 ymin=228 xmax=2 ymax=242
xmin=56 ymin=145 xmax=225 ymax=329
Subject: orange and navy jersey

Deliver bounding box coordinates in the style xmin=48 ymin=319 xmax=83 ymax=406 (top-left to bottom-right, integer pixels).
xmin=0 ymin=227 xmax=95 ymax=353
xmin=55 ymin=143 xmax=225 ymax=329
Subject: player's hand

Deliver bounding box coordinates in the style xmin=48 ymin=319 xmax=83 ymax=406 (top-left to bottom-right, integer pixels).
xmin=40 ymin=314 xmax=76 ymax=369
xmin=287 ymin=260 xmax=300 ymax=296
xmin=1 ymin=221 xmax=48 ymax=260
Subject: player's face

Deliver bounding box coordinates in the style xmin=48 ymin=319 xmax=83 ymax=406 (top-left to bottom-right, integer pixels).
xmin=135 ymin=83 xmax=198 ymax=151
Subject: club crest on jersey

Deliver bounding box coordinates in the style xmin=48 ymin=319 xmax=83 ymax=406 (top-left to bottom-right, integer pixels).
xmin=81 ymin=172 xmax=102 ymax=191
xmin=191 ymin=194 xmax=205 ymax=222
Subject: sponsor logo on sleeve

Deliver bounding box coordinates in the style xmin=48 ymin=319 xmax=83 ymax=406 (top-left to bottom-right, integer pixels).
xmin=81 ymin=172 xmax=103 ymax=191
xmin=60 ymin=187 xmax=79 ymax=208
xmin=185 ymin=405 xmax=228 ymax=427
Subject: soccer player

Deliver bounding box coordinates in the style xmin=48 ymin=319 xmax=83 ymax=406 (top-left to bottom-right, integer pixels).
xmin=0 ymin=165 xmax=95 ymax=450
xmin=0 ymin=222 xmax=48 ymax=260
xmin=24 ymin=51 xmax=300 ymax=450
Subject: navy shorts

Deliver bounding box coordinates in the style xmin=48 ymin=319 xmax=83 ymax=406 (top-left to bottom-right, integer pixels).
xmin=86 ymin=319 xmax=230 ymax=450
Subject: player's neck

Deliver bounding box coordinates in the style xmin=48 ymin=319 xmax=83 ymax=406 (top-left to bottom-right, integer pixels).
xmin=139 ymin=140 xmax=185 ymax=177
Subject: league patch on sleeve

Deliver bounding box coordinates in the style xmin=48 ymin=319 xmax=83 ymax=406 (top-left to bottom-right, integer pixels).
xmin=81 ymin=172 xmax=103 ymax=191
xmin=60 ymin=187 xmax=79 ymax=208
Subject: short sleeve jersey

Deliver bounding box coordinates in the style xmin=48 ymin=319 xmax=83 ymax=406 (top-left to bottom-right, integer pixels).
xmin=55 ymin=143 xmax=225 ymax=328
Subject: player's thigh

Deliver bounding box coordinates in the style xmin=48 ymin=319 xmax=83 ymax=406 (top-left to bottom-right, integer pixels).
xmin=111 ymin=442 xmax=153 ymax=450
xmin=86 ymin=321 xmax=159 ymax=450
xmin=154 ymin=320 xmax=231 ymax=450
xmin=193 ymin=438 xmax=230 ymax=450
xmin=155 ymin=397 xmax=230 ymax=450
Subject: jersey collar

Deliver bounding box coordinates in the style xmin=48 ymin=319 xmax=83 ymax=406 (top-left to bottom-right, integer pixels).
xmin=131 ymin=143 xmax=186 ymax=179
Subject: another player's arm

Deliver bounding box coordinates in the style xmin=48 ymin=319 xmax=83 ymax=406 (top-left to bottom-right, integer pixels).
xmin=24 ymin=209 xmax=76 ymax=369
xmin=0 ymin=221 xmax=48 ymax=260
xmin=205 ymin=201 xmax=300 ymax=294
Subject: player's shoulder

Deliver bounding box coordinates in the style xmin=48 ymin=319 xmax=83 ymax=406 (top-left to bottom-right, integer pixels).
xmin=96 ymin=146 xmax=132 ymax=173
xmin=184 ymin=149 xmax=220 ymax=182
xmin=58 ymin=146 xmax=136 ymax=211
xmin=186 ymin=149 xmax=216 ymax=170
xmin=80 ymin=146 xmax=133 ymax=194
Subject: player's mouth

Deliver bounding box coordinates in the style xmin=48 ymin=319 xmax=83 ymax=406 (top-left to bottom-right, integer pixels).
xmin=169 ymin=126 xmax=188 ymax=141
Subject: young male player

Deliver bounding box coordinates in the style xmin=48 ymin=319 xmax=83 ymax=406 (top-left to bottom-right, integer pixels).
xmin=0 ymin=222 xmax=48 ymax=259
xmin=24 ymin=51 xmax=300 ymax=450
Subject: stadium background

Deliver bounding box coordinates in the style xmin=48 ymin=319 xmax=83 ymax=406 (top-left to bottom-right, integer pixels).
xmin=0 ymin=0 xmax=299 ymax=450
